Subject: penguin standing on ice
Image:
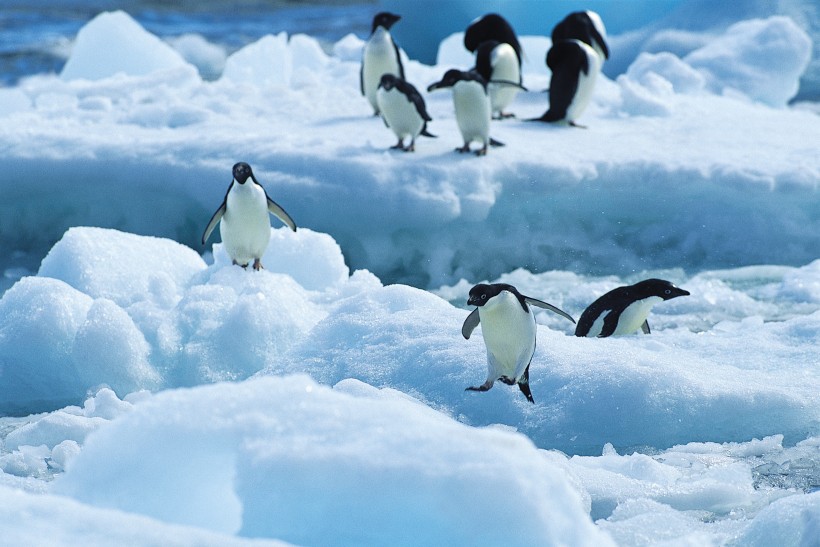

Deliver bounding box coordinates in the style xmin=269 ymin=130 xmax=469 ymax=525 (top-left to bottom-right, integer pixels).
xmin=531 ymin=38 xmax=601 ymax=127
xmin=532 ymin=11 xmax=609 ymax=127
xmin=464 ymin=14 xmax=525 ymax=119
xmin=202 ymin=162 xmax=297 ymax=271
xmin=575 ymin=279 xmax=690 ymax=337
xmin=427 ymin=69 xmax=503 ymax=156
xmin=361 ymin=12 xmax=404 ymax=116
xmin=376 ymin=74 xmax=435 ymax=152
xmin=462 ymin=283 xmax=576 ymax=403
xmin=551 ymin=10 xmax=609 ymax=62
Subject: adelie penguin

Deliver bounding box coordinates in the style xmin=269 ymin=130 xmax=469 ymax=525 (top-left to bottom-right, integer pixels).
xmin=202 ymin=162 xmax=297 ymax=271
xmin=427 ymin=69 xmax=504 ymax=156
xmin=376 ymin=74 xmax=435 ymax=152
xmin=462 ymin=283 xmax=576 ymax=403
xmin=464 ymin=13 xmax=525 ymax=119
xmin=575 ymin=279 xmax=690 ymax=338
xmin=531 ymin=11 xmax=608 ymax=127
xmin=361 ymin=12 xmax=404 ymax=116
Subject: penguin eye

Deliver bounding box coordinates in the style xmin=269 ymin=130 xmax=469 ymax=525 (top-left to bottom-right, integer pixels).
xmin=665 ymin=289 xmax=671 ymax=294
xmin=481 ymin=294 xmax=487 ymax=300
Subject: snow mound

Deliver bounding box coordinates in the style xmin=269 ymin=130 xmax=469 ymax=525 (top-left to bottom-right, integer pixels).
xmin=54 ymin=375 xmax=613 ymax=546
xmin=60 ymin=11 xmax=194 ymax=81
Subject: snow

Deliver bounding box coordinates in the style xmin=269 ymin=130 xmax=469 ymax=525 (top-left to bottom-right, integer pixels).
xmin=0 ymin=4 xmax=819 ymax=546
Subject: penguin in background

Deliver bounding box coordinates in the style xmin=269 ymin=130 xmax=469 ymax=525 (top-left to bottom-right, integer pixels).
xmin=474 ymin=40 xmax=527 ymax=119
xmin=530 ymin=38 xmax=601 ymax=127
xmin=462 ymin=283 xmax=576 ymax=403
xmin=361 ymin=12 xmax=405 ymax=116
xmin=575 ymin=279 xmax=690 ymax=338
xmin=376 ymin=74 xmax=436 ymax=152
xmin=427 ymin=69 xmax=504 ymax=156
xmin=551 ymin=10 xmax=609 ymax=62
xmin=202 ymin=162 xmax=297 ymax=271
xmin=464 ymin=13 xmax=525 ymax=119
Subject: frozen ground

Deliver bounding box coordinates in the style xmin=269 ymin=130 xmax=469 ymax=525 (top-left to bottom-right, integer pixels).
xmin=0 ymin=4 xmax=818 ymax=546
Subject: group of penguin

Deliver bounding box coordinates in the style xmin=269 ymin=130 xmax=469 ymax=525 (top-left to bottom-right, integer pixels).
xmin=199 ymin=11 xmax=688 ymax=406
xmin=361 ymin=10 xmax=610 ymax=155
xmin=200 ymin=162 xmax=691 ymax=405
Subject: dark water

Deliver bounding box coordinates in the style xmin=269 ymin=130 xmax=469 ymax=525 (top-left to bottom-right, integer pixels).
xmin=0 ymin=0 xmax=375 ymax=85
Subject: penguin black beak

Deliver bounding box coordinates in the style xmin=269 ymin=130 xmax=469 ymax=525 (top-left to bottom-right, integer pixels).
xmin=427 ymin=81 xmax=444 ymax=92
xmin=467 ymin=295 xmax=480 ymax=307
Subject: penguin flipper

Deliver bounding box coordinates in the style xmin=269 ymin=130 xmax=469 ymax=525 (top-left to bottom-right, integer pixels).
xmin=641 ymin=320 xmax=651 ymax=334
xmin=461 ymin=309 xmax=480 ymax=339
xmin=392 ymin=38 xmax=405 ymax=80
xmin=525 ymin=297 xmax=576 ymax=324
xmin=420 ymin=124 xmax=437 ymax=138
xmin=267 ymin=197 xmax=297 ymax=232
xmin=202 ymin=202 xmax=226 ymax=245
xmin=518 ymin=366 xmax=534 ymax=403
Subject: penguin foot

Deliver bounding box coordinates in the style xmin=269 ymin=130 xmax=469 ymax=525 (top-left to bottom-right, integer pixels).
xmin=465 ymin=380 xmax=494 ymax=392
xmin=390 ymin=140 xmax=405 ymax=150
xmin=252 ymin=258 xmax=264 ymax=271
xmin=499 ymin=376 xmax=516 ymax=385
xmin=455 ymin=145 xmax=471 ymax=154
xmin=569 ymin=121 xmax=588 ymax=129
xmin=494 ymin=112 xmax=516 ymax=120
xmin=404 ymin=142 xmax=415 ymax=152
xmin=475 ymin=146 xmax=487 ymax=157
xmin=233 ymin=260 xmax=250 ymax=269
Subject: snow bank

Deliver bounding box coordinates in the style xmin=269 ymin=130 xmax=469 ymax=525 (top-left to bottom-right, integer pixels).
xmin=54 ymin=375 xmax=612 ymax=546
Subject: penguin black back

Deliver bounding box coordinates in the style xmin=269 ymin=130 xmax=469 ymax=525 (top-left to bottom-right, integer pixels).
xmin=551 ymin=11 xmax=609 ymax=60
xmin=379 ymin=73 xmax=432 ymax=122
xmin=464 ymin=13 xmax=522 ymax=65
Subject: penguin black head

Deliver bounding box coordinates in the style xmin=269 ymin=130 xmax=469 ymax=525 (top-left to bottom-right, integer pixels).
xmin=467 ymin=283 xmax=527 ymax=310
xmin=464 ymin=13 xmax=522 ymax=63
xmin=232 ymin=162 xmax=253 ymax=185
xmin=551 ymin=11 xmax=609 ymax=60
xmin=378 ymin=73 xmax=399 ymax=91
xmin=371 ymin=12 xmax=401 ymax=34
xmin=631 ymin=279 xmax=690 ymax=300
xmin=427 ymin=69 xmax=486 ymax=92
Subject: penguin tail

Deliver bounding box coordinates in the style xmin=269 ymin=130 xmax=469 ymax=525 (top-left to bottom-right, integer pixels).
xmin=489 ymin=137 xmax=505 ymax=147
xmin=527 ymin=110 xmax=561 ymax=123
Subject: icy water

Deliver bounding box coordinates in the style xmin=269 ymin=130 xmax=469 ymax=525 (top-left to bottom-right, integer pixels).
xmin=0 ymin=0 xmax=375 ymax=85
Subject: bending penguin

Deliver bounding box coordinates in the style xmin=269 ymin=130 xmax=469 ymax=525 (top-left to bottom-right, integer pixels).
xmin=462 ymin=283 xmax=576 ymax=403
xmin=531 ymin=38 xmax=601 ymax=127
xmin=575 ymin=279 xmax=690 ymax=337
xmin=202 ymin=162 xmax=297 ymax=271
xmin=376 ymin=74 xmax=435 ymax=152
xmin=464 ymin=14 xmax=525 ymax=119
xmin=427 ymin=69 xmax=503 ymax=156
xmin=361 ymin=12 xmax=404 ymax=116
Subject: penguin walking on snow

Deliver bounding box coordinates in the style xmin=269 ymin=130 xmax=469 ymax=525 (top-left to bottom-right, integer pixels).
xmin=361 ymin=12 xmax=404 ymax=116
xmin=376 ymin=74 xmax=435 ymax=152
xmin=575 ymin=279 xmax=690 ymax=337
xmin=464 ymin=13 xmax=525 ymax=119
xmin=427 ymin=69 xmax=503 ymax=156
xmin=202 ymin=162 xmax=297 ymax=271
xmin=551 ymin=10 xmax=609 ymax=62
xmin=462 ymin=283 xmax=576 ymax=403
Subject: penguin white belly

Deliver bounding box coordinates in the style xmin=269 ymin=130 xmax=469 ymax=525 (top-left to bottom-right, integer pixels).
xmin=220 ymin=184 xmax=271 ymax=266
xmin=589 ymin=296 xmax=662 ymax=337
xmin=363 ymin=29 xmax=401 ymax=112
xmin=453 ymin=81 xmax=490 ymax=145
xmin=565 ymin=41 xmax=601 ymax=123
xmin=377 ymin=87 xmax=422 ymax=139
xmin=479 ymin=294 xmax=536 ymax=381
xmin=488 ymin=44 xmax=521 ymax=114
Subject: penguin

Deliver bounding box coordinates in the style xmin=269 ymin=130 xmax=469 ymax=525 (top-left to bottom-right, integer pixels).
xmin=361 ymin=12 xmax=404 ymax=116
xmin=530 ymin=38 xmax=601 ymax=127
xmin=474 ymin=40 xmax=527 ymax=119
xmin=462 ymin=283 xmax=576 ymax=403
xmin=427 ymin=69 xmax=503 ymax=156
xmin=376 ymin=74 xmax=435 ymax=152
xmin=464 ymin=13 xmax=523 ymax=64
xmin=575 ymin=279 xmax=690 ymax=337
xmin=551 ymin=10 xmax=609 ymax=62
xmin=202 ymin=162 xmax=297 ymax=271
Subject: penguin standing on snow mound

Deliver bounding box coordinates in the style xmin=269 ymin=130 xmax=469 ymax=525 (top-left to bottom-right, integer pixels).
xmin=575 ymin=279 xmax=690 ymax=338
xmin=474 ymin=40 xmax=527 ymax=119
xmin=462 ymin=283 xmax=576 ymax=403
xmin=361 ymin=12 xmax=404 ymax=116
xmin=376 ymin=74 xmax=436 ymax=152
xmin=530 ymin=38 xmax=601 ymax=127
xmin=427 ymin=69 xmax=503 ymax=156
xmin=202 ymin=162 xmax=297 ymax=271
xmin=551 ymin=10 xmax=609 ymax=62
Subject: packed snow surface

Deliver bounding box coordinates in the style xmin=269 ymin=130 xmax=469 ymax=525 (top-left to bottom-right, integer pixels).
xmin=0 ymin=4 xmax=819 ymax=546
